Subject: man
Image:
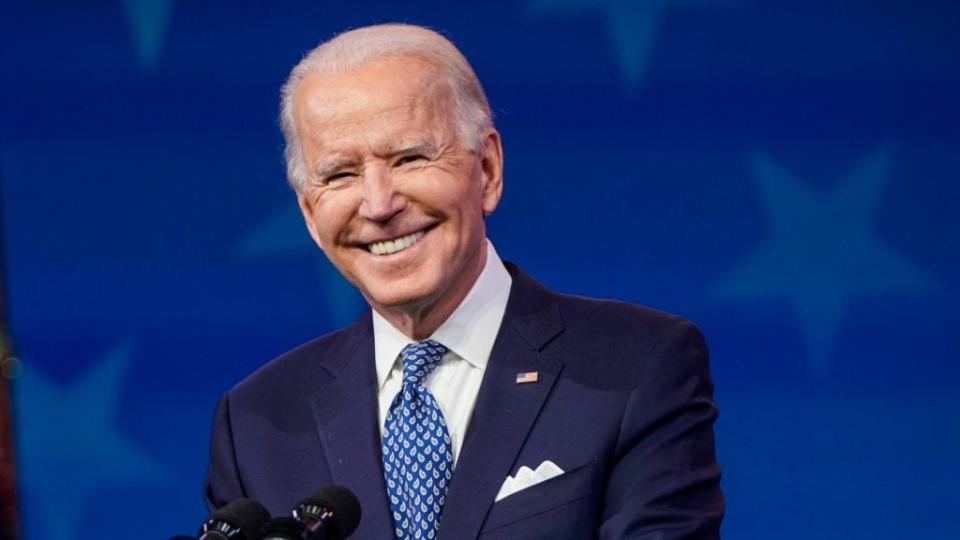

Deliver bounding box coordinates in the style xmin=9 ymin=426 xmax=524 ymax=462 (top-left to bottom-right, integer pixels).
xmin=205 ymin=24 xmax=723 ymax=539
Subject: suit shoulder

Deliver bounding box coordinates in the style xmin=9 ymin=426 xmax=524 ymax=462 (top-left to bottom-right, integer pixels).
xmin=228 ymin=320 xmax=366 ymax=401
xmin=545 ymin=292 xmax=708 ymax=387
xmin=554 ymin=291 xmax=696 ymax=339
xmin=506 ymin=265 xmax=703 ymax=360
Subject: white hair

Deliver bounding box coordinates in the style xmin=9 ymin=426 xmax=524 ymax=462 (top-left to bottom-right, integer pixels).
xmin=279 ymin=24 xmax=494 ymax=192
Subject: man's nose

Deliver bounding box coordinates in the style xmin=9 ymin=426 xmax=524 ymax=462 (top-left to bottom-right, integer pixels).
xmin=358 ymin=165 xmax=405 ymax=222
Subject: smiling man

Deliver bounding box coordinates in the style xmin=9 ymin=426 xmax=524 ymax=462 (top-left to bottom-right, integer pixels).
xmin=292 ymin=50 xmax=501 ymax=340
xmin=205 ymin=24 xmax=724 ymax=539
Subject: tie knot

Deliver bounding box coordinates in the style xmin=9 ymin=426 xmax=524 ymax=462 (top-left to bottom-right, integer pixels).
xmin=399 ymin=340 xmax=448 ymax=386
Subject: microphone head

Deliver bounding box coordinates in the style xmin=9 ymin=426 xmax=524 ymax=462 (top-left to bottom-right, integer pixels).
xmin=294 ymin=485 xmax=361 ymax=539
xmin=202 ymin=497 xmax=271 ymax=540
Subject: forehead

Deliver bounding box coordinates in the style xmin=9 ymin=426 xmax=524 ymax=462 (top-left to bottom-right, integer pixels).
xmin=293 ymin=56 xmax=455 ymax=146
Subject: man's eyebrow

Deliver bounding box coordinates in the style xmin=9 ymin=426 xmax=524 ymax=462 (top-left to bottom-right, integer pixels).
xmin=314 ymin=156 xmax=355 ymax=178
xmin=388 ymin=136 xmax=438 ymax=158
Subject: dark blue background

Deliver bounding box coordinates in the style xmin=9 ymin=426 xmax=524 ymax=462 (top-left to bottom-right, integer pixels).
xmin=2 ymin=1 xmax=958 ymax=538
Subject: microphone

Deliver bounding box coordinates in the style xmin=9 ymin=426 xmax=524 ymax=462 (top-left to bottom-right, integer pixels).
xmin=198 ymin=497 xmax=272 ymax=540
xmin=259 ymin=485 xmax=361 ymax=540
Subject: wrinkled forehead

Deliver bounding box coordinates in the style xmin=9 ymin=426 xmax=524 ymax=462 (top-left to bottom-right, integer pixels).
xmin=293 ymin=55 xmax=455 ymax=130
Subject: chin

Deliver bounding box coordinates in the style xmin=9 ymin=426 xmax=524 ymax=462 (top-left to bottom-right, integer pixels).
xmin=363 ymin=277 xmax=443 ymax=311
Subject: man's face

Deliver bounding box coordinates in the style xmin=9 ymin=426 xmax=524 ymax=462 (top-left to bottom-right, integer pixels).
xmin=292 ymin=56 xmax=503 ymax=324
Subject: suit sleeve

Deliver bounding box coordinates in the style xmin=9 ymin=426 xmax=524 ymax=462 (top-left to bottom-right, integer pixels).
xmin=600 ymin=320 xmax=724 ymax=539
xmin=203 ymin=393 xmax=247 ymax=512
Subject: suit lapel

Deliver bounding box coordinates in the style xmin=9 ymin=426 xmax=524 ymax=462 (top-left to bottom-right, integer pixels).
xmin=309 ymin=314 xmax=394 ymax=539
xmin=439 ymin=266 xmax=565 ymax=538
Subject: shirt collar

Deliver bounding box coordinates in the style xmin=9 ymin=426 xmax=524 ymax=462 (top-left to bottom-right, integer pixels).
xmin=372 ymin=240 xmax=513 ymax=389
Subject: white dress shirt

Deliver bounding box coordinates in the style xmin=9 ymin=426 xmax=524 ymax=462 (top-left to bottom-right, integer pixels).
xmin=373 ymin=240 xmax=512 ymax=465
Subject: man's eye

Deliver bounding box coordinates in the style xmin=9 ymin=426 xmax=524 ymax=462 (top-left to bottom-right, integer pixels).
xmin=396 ymin=155 xmax=427 ymax=166
xmin=327 ymin=171 xmax=354 ymax=183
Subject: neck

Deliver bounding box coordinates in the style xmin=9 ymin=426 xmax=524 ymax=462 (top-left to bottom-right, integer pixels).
xmin=373 ymin=247 xmax=487 ymax=341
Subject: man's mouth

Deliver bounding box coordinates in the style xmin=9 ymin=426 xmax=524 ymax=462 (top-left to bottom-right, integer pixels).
xmin=366 ymin=230 xmax=426 ymax=256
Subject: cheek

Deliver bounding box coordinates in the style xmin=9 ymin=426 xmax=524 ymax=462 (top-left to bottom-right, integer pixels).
xmin=313 ymin=192 xmax=361 ymax=237
xmin=430 ymin=170 xmax=486 ymax=212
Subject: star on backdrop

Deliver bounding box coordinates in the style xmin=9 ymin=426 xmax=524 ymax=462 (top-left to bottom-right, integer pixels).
xmin=236 ymin=204 xmax=364 ymax=326
xmin=119 ymin=0 xmax=177 ymax=70
xmin=527 ymin=0 xmax=723 ymax=88
xmin=713 ymin=151 xmax=937 ymax=369
xmin=14 ymin=342 xmax=168 ymax=540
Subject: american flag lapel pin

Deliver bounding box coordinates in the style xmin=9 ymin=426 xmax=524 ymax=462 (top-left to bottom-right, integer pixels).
xmin=515 ymin=371 xmax=539 ymax=384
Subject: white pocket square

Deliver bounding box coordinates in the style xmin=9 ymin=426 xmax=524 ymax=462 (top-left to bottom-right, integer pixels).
xmin=495 ymin=460 xmax=565 ymax=502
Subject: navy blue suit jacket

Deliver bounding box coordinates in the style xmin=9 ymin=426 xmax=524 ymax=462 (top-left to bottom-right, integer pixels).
xmin=204 ymin=265 xmax=724 ymax=538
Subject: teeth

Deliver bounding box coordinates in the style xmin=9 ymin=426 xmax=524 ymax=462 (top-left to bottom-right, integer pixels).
xmin=368 ymin=231 xmax=425 ymax=255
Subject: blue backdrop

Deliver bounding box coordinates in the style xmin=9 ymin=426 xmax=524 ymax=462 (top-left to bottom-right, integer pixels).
xmin=2 ymin=1 xmax=958 ymax=538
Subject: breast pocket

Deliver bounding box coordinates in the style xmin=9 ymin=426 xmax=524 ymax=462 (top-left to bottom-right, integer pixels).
xmin=479 ymin=459 xmax=600 ymax=536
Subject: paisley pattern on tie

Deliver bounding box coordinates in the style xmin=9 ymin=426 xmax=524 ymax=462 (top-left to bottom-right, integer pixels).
xmin=382 ymin=340 xmax=453 ymax=540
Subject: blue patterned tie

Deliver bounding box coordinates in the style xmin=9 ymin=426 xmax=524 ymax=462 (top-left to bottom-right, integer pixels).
xmin=382 ymin=340 xmax=453 ymax=540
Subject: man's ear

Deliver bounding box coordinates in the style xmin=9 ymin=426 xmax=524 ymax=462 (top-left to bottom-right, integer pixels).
xmin=478 ymin=129 xmax=504 ymax=215
xmin=297 ymin=193 xmax=325 ymax=251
